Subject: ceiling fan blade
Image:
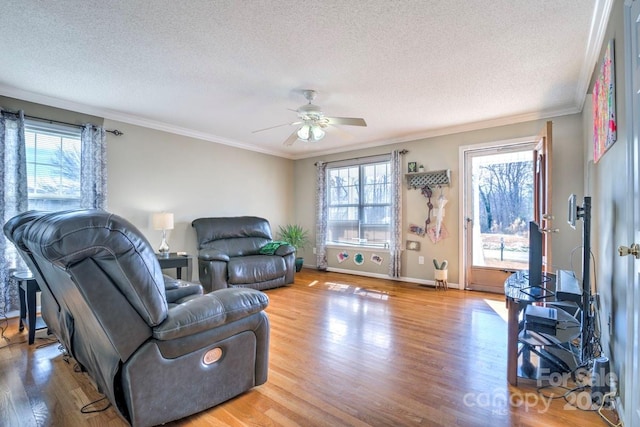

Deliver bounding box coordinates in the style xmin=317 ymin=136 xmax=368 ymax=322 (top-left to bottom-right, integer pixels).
xmin=327 ymin=123 xmax=354 ymax=140
xmin=283 ymin=130 xmax=299 ymax=146
xmin=252 ymin=121 xmax=302 ymax=133
xmin=326 ymin=117 xmax=367 ymax=127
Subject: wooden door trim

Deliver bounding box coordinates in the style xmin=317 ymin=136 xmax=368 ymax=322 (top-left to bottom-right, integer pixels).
xmin=533 ymin=121 xmax=553 ymax=271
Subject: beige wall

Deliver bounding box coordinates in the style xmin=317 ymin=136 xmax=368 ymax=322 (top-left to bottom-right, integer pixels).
xmin=294 ymin=114 xmax=584 ymax=286
xmin=104 ymin=119 xmax=294 ymax=281
xmin=0 ymin=96 xmax=294 ymax=283
xmin=1 ymin=96 xmax=587 ymax=288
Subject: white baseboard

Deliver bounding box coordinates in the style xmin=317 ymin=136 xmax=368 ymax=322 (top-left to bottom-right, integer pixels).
xmin=1 ymin=309 xmax=20 ymax=319
xmin=317 ymin=266 xmax=461 ymax=289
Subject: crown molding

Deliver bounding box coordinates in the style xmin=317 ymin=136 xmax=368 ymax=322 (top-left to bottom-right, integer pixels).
xmin=0 ymin=85 xmax=293 ymax=159
xmin=0 ymin=86 xmax=584 ymax=162
xmin=573 ymin=0 xmax=615 ymax=111
xmin=290 ymin=105 xmax=581 ymax=160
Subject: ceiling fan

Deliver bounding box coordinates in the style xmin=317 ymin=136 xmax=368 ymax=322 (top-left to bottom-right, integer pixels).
xmin=253 ymin=90 xmax=367 ymax=146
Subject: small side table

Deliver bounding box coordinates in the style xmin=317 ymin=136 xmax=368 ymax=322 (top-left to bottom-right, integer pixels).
xmin=12 ymin=270 xmax=47 ymax=345
xmin=157 ymin=253 xmax=193 ymax=282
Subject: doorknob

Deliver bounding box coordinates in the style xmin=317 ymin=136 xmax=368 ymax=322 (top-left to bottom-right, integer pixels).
xmin=618 ymin=243 xmax=640 ymax=259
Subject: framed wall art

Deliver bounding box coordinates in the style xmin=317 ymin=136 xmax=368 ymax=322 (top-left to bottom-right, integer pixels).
xmin=408 ymin=223 xmax=425 ymax=236
xmin=593 ymin=39 xmax=617 ymax=163
xmin=406 ymin=240 xmax=421 ymax=251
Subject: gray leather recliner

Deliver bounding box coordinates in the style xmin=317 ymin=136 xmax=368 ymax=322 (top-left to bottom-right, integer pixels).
xmin=192 ymin=216 xmax=295 ymax=292
xmin=3 ymin=211 xmax=69 ymax=350
xmin=4 ymin=210 xmax=205 ymax=361
xmin=10 ymin=209 xmax=270 ymax=427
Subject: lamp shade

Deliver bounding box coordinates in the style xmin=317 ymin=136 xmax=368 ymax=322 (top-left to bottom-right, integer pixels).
xmin=152 ymin=212 xmax=174 ymax=230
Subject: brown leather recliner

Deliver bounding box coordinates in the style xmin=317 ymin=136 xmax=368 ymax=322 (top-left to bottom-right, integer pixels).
xmin=192 ymin=216 xmax=295 ymax=292
xmin=13 ymin=209 xmax=270 ymax=427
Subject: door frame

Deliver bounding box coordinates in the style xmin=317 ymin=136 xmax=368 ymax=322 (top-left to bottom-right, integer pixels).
xmin=624 ymin=1 xmax=640 ymax=424
xmin=458 ymin=136 xmax=538 ymax=290
xmin=533 ymin=122 xmax=554 ymax=272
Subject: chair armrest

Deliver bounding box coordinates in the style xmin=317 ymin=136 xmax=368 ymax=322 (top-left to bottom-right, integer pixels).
xmin=153 ymin=288 xmax=269 ymax=341
xmin=198 ymin=248 xmax=230 ymax=262
xmin=164 ymin=274 xmax=180 ymax=290
xmin=164 ymin=274 xmax=203 ymax=303
xmin=165 ymin=282 xmax=203 ymax=303
xmin=275 ymin=244 xmax=296 ymax=257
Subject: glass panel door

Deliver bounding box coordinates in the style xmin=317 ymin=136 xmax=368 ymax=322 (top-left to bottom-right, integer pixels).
xmin=464 ymin=143 xmax=535 ymax=292
xmin=471 ymin=149 xmax=533 ymax=270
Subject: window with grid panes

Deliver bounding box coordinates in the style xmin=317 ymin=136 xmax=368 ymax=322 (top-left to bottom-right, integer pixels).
xmin=25 ymin=121 xmax=82 ymax=211
xmin=326 ymin=156 xmax=391 ymax=247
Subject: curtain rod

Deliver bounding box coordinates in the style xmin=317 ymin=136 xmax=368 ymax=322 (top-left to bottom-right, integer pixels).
xmin=24 ymin=114 xmax=124 ymax=136
xmin=314 ymin=149 xmax=408 ymax=166
xmin=0 ymin=110 xmax=123 ymax=136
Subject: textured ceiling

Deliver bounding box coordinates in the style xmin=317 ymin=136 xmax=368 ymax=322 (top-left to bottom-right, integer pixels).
xmin=0 ymin=1 xmax=611 ymax=159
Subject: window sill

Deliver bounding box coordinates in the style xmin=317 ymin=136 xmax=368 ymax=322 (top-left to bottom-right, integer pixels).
xmin=325 ymin=243 xmax=389 ymax=252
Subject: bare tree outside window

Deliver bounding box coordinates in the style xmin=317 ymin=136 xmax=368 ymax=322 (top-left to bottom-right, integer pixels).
xmin=327 ymin=160 xmax=391 ymax=247
xmin=26 ymin=126 xmax=82 ymax=211
xmin=471 ymin=151 xmax=534 ymax=269
xmin=477 ymin=161 xmax=533 ymax=234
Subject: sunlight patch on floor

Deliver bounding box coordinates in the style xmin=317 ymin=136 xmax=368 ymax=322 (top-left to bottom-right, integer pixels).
xmin=322 ymin=281 xmax=390 ymax=300
xmin=308 ymin=280 xmax=318 ymax=287
xmin=485 ymin=298 xmax=508 ymax=322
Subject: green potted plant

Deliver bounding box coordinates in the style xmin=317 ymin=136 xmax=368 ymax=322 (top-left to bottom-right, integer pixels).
xmin=277 ymin=224 xmax=309 ymax=272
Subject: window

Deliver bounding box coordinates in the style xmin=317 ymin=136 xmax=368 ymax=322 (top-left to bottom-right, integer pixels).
xmin=326 ymin=156 xmax=391 ymax=247
xmin=25 ymin=121 xmax=82 ymax=211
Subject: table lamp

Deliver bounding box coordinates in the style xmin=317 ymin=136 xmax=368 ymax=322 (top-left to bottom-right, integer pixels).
xmin=152 ymin=212 xmax=174 ymax=256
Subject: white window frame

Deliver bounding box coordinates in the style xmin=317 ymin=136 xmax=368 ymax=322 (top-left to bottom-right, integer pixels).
xmin=25 ymin=120 xmax=82 ymax=211
xmin=325 ymin=154 xmax=391 ymax=248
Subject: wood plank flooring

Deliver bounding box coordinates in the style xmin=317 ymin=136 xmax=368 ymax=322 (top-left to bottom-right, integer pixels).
xmin=0 ymin=270 xmax=615 ymax=426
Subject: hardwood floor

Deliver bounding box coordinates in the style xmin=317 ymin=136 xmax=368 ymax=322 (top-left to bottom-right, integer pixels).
xmin=0 ymin=270 xmax=614 ymax=426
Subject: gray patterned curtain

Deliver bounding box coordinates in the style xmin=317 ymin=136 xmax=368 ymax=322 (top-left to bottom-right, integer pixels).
xmin=0 ymin=110 xmax=28 ymax=315
xmin=388 ymin=149 xmax=402 ymax=278
xmin=315 ymin=161 xmax=328 ymax=270
xmin=80 ymin=124 xmax=107 ymax=209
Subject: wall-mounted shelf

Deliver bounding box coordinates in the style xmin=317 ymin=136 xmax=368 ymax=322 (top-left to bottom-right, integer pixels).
xmin=405 ymin=169 xmax=451 ymax=189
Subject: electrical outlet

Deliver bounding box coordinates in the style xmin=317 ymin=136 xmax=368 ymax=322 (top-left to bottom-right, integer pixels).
xmin=608 ymin=313 xmax=613 ymax=336
xmin=312 ymin=247 xmax=316 ymax=254
xmin=418 ymin=256 xmax=424 ymax=264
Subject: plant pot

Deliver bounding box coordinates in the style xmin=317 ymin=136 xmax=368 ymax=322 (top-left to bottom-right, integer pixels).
xmin=434 ymin=269 xmax=448 ymax=281
xmin=295 ymin=257 xmax=304 ymax=272
xmin=434 ymin=269 xmax=448 ymax=290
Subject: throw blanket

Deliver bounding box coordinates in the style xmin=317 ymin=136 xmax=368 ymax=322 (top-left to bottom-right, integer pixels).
xmin=259 ymin=241 xmax=290 ymax=255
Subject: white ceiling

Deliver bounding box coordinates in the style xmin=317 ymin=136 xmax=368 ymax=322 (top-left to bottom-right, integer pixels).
xmin=0 ymin=1 xmax=611 ymax=160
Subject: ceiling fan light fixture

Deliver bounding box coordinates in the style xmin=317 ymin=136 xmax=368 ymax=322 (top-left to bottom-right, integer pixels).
xmin=311 ymin=125 xmax=325 ymax=141
xmin=296 ymin=123 xmax=325 ymax=142
xmin=253 ymin=89 xmax=366 ymax=146
xmin=297 ymin=124 xmax=310 ymax=140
